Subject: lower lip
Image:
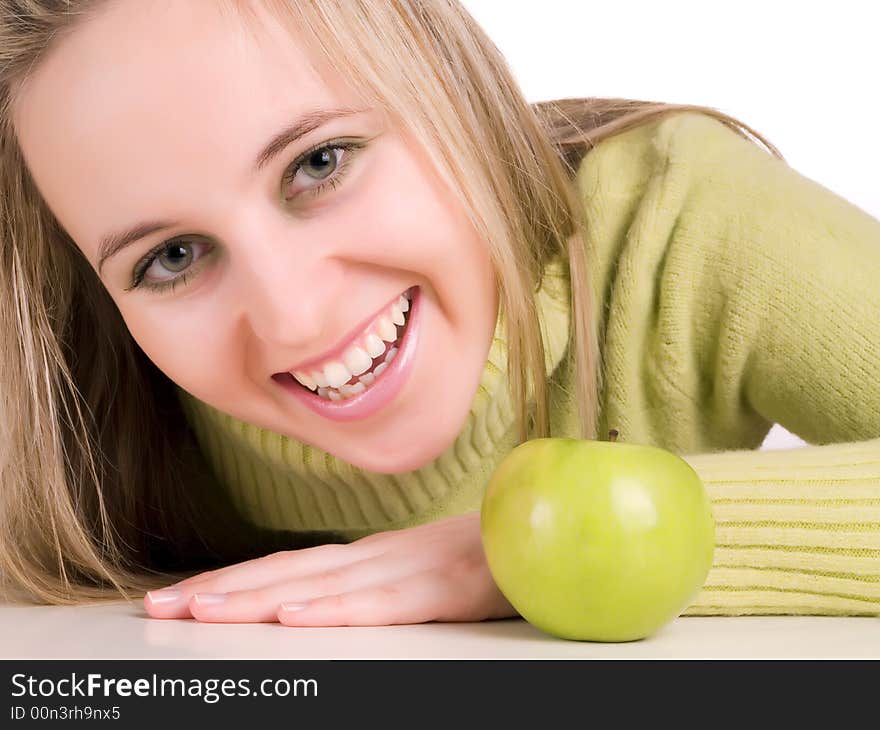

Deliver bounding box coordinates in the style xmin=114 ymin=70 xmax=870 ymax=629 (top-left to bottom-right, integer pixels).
xmin=276 ymin=286 xmax=422 ymax=422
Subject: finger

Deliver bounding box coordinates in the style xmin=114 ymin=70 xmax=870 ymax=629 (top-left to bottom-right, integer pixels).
xmin=171 ymin=542 xmax=376 ymax=592
xmin=186 ymin=552 xmax=427 ymax=624
xmin=145 ymin=540 xmax=385 ymax=619
xmin=276 ymin=569 xmax=461 ymax=627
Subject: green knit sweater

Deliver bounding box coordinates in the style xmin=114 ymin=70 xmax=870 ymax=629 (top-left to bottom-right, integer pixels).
xmin=176 ymin=112 xmax=880 ymax=616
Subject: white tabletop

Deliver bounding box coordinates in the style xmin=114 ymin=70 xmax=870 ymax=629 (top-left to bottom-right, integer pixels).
xmin=1 ymin=601 xmax=878 ymax=659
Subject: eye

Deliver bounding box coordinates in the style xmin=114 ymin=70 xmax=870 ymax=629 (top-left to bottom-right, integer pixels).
xmin=281 ymin=140 xmax=364 ymax=201
xmin=125 ymin=238 xmax=211 ymax=293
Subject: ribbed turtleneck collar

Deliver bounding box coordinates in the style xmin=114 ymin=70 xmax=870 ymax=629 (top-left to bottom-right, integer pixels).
xmin=175 ymin=254 xmax=572 ymax=540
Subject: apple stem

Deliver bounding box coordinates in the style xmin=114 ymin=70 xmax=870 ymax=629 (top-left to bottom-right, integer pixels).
xmin=608 ymin=429 xmax=619 ymax=442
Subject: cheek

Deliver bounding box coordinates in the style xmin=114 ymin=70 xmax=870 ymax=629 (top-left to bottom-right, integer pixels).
xmin=348 ymin=154 xmax=496 ymax=329
xmin=120 ymin=306 xmax=240 ymax=399
xmin=330 ymin=139 xmax=469 ymax=272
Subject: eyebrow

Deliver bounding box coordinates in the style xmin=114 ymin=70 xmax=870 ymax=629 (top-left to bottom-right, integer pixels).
xmin=96 ymin=106 xmax=366 ymax=276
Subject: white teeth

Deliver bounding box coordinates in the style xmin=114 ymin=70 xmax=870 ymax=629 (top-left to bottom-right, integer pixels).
xmin=292 ymin=371 xmax=317 ymax=390
xmin=377 ymin=315 xmax=397 ymax=343
xmin=364 ymin=333 xmax=386 ymax=358
xmin=323 ymin=361 xmax=352 ymax=389
xmin=342 ymin=345 xmax=372 ymax=376
xmin=390 ymin=302 xmax=406 ymax=326
xmin=296 ymin=289 xmax=415 ymax=399
xmin=341 ymin=381 xmax=366 ymax=399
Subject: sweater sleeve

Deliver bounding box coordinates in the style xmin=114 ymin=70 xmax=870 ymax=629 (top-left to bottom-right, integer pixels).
xmin=655 ymin=113 xmax=880 ymax=616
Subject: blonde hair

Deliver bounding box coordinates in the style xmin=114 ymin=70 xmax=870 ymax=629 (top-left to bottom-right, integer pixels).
xmin=0 ymin=0 xmax=785 ymax=605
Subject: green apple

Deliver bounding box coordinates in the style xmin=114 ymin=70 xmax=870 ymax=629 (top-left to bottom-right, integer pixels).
xmin=480 ymin=431 xmax=715 ymax=642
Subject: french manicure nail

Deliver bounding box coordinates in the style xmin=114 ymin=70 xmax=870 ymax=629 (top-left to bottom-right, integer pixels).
xmin=280 ymin=602 xmax=308 ymax=612
xmin=146 ymin=589 xmax=181 ymax=604
xmin=193 ymin=593 xmax=227 ymax=605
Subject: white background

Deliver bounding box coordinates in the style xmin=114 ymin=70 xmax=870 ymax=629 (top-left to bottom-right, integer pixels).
xmin=460 ymin=1 xmax=880 ymax=450
xmin=462 ymin=0 xmax=878 ymax=221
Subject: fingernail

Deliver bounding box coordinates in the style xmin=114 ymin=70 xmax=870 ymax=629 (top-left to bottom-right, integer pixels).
xmin=146 ymin=589 xmax=182 ymax=604
xmin=280 ymin=602 xmax=308 ymax=612
xmin=193 ymin=593 xmax=227 ymax=605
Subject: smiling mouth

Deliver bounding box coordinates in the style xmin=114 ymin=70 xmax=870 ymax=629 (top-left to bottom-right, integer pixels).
xmin=305 ymin=307 xmax=410 ymax=401
xmin=275 ymin=286 xmax=416 ymax=401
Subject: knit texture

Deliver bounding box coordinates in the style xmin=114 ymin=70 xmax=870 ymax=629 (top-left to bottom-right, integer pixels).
xmin=176 ymin=111 xmax=880 ymax=616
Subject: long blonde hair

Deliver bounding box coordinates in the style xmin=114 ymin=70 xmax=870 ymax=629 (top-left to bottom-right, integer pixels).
xmin=0 ymin=0 xmax=785 ymax=605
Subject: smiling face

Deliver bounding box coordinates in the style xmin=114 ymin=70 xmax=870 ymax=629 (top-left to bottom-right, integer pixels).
xmin=12 ymin=0 xmax=499 ymax=474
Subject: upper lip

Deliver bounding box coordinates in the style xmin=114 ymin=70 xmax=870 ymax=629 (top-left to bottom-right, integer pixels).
xmin=276 ymin=288 xmax=410 ymax=376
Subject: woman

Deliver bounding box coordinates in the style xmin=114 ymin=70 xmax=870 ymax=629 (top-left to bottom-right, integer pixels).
xmin=2 ymin=0 xmax=878 ymax=626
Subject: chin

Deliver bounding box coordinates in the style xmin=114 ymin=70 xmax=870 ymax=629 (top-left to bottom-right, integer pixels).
xmin=342 ymin=414 xmax=464 ymax=475
xmin=343 ymin=438 xmax=449 ymax=475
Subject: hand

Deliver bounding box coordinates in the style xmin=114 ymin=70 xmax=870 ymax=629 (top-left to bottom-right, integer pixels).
xmin=143 ymin=511 xmax=519 ymax=626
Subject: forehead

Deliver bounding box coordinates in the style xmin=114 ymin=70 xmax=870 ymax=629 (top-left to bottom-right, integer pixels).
xmin=12 ymin=0 xmax=351 ymax=254
xmin=15 ymin=0 xmax=340 ymax=117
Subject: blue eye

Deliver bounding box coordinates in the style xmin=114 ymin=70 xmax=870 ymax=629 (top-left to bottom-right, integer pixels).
xmin=126 ymin=238 xmax=210 ymax=294
xmin=126 ymin=140 xmax=365 ymax=294
xmin=282 ymin=141 xmax=362 ymax=200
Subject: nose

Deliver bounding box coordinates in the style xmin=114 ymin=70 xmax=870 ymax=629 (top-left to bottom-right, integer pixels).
xmin=231 ymin=228 xmax=333 ymax=353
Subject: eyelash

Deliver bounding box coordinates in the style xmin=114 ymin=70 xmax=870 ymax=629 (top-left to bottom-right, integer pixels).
xmin=126 ymin=140 xmax=364 ymax=293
